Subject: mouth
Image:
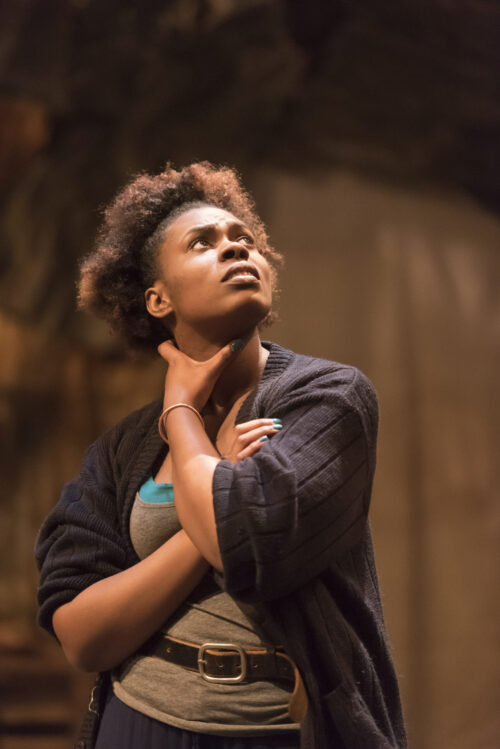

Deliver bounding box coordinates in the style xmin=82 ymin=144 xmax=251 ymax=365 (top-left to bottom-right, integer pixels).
xmin=221 ymin=263 xmax=260 ymax=283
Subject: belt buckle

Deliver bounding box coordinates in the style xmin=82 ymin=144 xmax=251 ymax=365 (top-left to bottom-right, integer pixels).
xmin=197 ymin=642 xmax=247 ymax=683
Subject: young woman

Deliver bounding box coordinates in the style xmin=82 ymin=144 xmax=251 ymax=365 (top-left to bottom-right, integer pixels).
xmin=35 ymin=162 xmax=406 ymax=748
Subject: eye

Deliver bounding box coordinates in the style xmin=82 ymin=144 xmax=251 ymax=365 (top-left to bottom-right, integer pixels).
xmin=190 ymin=236 xmax=211 ymax=250
xmin=238 ymin=234 xmax=254 ymax=245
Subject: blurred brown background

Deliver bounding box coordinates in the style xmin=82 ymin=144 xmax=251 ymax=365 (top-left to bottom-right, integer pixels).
xmin=0 ymin=2 xmax=499 ymax=748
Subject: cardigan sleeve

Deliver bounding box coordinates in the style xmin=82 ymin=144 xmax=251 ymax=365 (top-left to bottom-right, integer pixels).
xmin=34 ymin=434 xmax=128 ymax=638
xmin=212 ymin=363 xmax=378 ymax=602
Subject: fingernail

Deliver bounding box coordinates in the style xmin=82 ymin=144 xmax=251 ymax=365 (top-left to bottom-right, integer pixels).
xmin=272 ymin=424 xmax=283 ymax=430
xmin=259 ymin=435 xmax=268 ymax=442
xmin=272 ymin=418 xmax=282 ymax=424
xmin=231 ymin=339 xmax=245 ymax=352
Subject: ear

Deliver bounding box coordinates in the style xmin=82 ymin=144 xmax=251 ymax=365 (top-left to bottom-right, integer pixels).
xmin=144 ymin=282 xmax=174 ymax=319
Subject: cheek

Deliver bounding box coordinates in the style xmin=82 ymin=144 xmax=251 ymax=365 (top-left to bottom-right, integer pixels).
xmin=168 ymin=267 xmax=217 ymax=312
xmin=260 ymin=260 xmax=275 ymax=294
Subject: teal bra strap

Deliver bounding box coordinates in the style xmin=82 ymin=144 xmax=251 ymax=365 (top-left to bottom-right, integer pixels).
xmin=138 ymin=476 xmax=175 ymax=504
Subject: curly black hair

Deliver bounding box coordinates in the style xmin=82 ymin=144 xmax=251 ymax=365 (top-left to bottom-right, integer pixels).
xmin=78 ymin=161 xmax=283 ymax=352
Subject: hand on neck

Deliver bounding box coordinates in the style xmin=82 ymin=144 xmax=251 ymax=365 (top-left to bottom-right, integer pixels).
xmin=171 ymin=326 xmax=269 ymax=414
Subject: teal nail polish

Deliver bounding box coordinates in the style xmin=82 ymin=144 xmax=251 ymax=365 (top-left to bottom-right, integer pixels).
xmin=272 ymin=423 xmax=283 ymax=430
xmin=259 ymin=435 xmax=268 ymax=442
xmin=231 ymin=338 xmax=245 ymax=352
xmin=272 ymin=418 xmax=282 ymax=424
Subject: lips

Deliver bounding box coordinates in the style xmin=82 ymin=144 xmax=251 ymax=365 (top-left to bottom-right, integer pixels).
xmin=221 ymin=262 xmax=260 ymax=282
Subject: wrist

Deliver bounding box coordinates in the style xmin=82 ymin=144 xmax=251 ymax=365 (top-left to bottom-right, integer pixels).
xmin=158 ymin=403 xmax=205 ymax=444
xmin=163 ymin=393 xmax=198 ymax=411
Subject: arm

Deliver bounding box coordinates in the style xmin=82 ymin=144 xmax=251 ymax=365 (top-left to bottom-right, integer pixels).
xmin=53 ymin=529 xmax=208 ymax=672
xmin=52 ymin=408 xmax=279 ymax=673
xmin=154 ymin=343 xmax=378 ymax=601
xmin=36 ymin=401 xmax=276 ymax=672
xmin=157 ymin=409 xmax=284 ymax=570
xmin=35 ymin=417 xmax=210 ymax=672
xmin=153 ymin=338 xmax=262 ymax=570
xmin=212 ymin=364 xmax=379 ymax=601
xmin=163 ymin=407 xmax=223 ymax=569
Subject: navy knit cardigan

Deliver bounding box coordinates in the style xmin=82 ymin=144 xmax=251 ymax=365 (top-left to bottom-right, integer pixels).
xmin=35 ymin=341 xmax=407 ymax=748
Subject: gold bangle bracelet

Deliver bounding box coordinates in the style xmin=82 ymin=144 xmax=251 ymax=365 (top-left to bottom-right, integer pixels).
xmin=158 ymin=403 xmax=205 ymax=444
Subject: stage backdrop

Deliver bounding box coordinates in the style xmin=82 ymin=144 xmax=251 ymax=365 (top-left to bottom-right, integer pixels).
xmin=1 ymin=166 xmax=498 ymax=749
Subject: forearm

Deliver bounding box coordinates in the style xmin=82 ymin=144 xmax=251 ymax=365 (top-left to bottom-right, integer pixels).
xmin=166 ymin=407 xmax=224 ymax=570
xmin=52 ymin=529 xmax=208 ymax=673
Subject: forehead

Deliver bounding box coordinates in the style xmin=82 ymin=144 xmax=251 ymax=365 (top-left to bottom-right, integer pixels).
xmin=166 ymin=205 xmax=244 ymax=238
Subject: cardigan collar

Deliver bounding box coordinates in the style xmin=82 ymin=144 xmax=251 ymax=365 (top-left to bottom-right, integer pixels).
xmin=119 ymin=340 xmax=294 ymax=561
xmin=235 ymin=340 xmax=294 ymax=424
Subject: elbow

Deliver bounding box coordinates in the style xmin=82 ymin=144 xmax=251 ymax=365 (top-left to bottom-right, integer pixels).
xmin=201 ymin=544 xmax=223 ymax=573
xmin=206 ymin=534 xmax=224 ymax=572
xmin=60 ymin=637 xmax=116 ymax=673
xmin=52 ymin=605 xmax=111 ymax=673
xmin=211 ymin=554 xmax=223 ymax=574
xmin=62 ymin=643 xmax=98 ymax=673
xmin=55 ymin=628 xmax=101 ymax=672
xmin=183 ymin=524 xmax=223 ymax=572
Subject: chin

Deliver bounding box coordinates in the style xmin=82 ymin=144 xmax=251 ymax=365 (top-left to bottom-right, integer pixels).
xmin=231 ymin=297 xmax=271 ymax=328
xmin=190 ymin=294 xmax=272 ymax=339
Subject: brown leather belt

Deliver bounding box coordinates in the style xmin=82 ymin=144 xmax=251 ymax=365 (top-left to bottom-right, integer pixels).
xmin=138 ymin=633 xmax=295 ymax=685
xmin=138 ymin=633 xmax=309 ymax=723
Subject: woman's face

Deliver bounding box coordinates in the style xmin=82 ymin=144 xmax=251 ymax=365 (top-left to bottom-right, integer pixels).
xmin=146 ymin=204 xmax=274 ymax=341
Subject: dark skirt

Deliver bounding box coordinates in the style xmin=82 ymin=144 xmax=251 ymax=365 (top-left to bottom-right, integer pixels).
xmin=95 ymin=693 xmax=301 ymax=749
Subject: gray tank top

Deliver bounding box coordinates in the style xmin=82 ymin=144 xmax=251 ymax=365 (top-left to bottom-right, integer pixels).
xmin=111 ymin=480 xmax=300 ymax=736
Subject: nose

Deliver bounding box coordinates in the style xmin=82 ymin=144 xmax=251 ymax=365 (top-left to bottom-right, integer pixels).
xmin=219 ymin=241 xmax=250 ymax=262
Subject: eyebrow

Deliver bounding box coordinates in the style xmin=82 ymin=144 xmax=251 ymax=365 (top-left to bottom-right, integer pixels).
xmin=181 ymin=220 xmax=251 ymax=241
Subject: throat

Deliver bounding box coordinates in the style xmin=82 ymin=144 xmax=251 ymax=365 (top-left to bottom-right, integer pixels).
xmin=203 ymin=387 xmax=252 ymax=443
xmin=207 ymin=337 xmax=269 ymax=416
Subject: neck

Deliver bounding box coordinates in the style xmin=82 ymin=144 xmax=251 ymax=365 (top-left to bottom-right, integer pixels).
xmin=172 ymin=326 xmax=269 ymax=413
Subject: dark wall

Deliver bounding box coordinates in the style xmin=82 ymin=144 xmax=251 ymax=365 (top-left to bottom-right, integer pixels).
xmin=1 ymin=4 xmax=499 ymax=748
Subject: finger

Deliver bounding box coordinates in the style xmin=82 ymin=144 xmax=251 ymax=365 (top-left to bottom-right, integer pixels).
xmin=157 ymin=339 xmax=179 ymax=363
xmin=236 ymin=438 xmax=267 ymax=461
xmin=234 ymin=424 xmax=282 ymax=449
xmin=234 ymin=418 xmax=282 ymax=434
xmin=202 ymin=344 xmax=233 ymax=378
xmin=206 ymin=336 xmax=249 ymax=374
